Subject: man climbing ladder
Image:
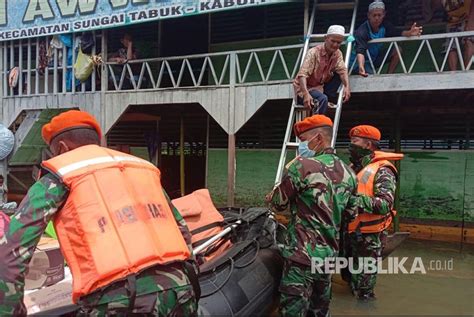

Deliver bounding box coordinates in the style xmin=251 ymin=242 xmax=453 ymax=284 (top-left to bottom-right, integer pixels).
xmin=293 ymin=25 xmax=351 ymax=115
xmin=275 ymin=0 xmax=359 ymax=185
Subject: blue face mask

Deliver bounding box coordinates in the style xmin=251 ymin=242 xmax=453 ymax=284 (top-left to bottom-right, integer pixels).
xmin=298 ymin=141 xmax=316 ymax=158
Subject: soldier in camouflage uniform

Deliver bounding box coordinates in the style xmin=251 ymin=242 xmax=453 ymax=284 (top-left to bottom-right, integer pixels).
xmin=346 ymin=125 xmax=401 ymax=301
xmin=266 ymin=115 xmax=357 ymax=317
xmin=0 ymin=111 xmax=197 ymax=316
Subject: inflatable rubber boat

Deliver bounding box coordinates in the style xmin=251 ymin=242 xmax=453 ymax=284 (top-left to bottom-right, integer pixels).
xmin=22 ymin=189 xmax=283 ymax=316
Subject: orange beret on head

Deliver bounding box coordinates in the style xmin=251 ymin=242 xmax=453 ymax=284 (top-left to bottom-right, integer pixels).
xmin=349 ymin=125 xmax=381 ymax=141
xmin=294 ymin=115 xmax=333 ymax=138
xmin=42 ymin=110 xmax=102 ymax=145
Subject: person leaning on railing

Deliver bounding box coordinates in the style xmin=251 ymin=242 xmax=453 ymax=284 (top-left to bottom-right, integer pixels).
xmin=423 ymin=0 xmax=474 ymax=70
xmin=108 ymin=33 xmax=141 ymax=88
xmin=350 ymin=0 xmax=423 ymax=76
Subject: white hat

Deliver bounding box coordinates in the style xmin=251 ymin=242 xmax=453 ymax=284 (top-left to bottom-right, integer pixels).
xmin=326 ymin=25 xmax=345 ymax=37
xmin=368 ymin=0 xmax=385 ymax=11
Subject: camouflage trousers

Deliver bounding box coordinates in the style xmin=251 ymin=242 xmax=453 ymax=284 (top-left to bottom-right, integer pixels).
xmin=349 ymin=231 xmax=387 ymax=296
xmin=76 ymin=285 xmax=197 ymax=317
xmin=278 ymin=260 xmax=331 ymax=317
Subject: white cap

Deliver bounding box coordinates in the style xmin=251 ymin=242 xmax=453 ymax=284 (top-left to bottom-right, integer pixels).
xmin=368 ymin=0 xmax=385 ymax=11
xmin=326 ymin=25 xmax=345 ymax=37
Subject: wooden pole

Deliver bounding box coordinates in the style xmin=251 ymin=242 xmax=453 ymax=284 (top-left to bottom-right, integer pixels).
xmin=227 ymin=52 xmax=236 ymax=207
xmin=100 ymin=29 xmax=108 ymax=131
xmin=205 ymin=114 xmax=210 ymax=188
xmin=227 ymin=134 xmax=236 ymax=206
xmin=152 ymin=120 xmax=160 ymax=167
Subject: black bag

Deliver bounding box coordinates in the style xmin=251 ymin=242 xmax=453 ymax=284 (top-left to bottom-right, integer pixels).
xmin=81 ymin=32 xmax=95 ymax=55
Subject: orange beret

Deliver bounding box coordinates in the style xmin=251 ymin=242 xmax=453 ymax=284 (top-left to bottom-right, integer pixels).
xmin=42 ymin=110 xmax=102 ymax=145
xmin=294 ymin=115 xmax=333 ymax=138
xmin=349 ymin=125 xmax=381 ymax=141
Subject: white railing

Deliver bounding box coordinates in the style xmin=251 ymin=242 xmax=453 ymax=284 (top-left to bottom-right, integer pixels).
xmin=1 ymin=31 xmax=473 ymax=96
xmin=0 ymin=32 xmax=100 ymax=97
xmin=106 ymin=44 xmax=304 ymax=91
xmin=350 ymin=30 xmax=474 ymax=74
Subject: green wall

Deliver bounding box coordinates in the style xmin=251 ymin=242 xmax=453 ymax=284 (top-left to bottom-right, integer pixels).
xmin=400 ymin=151 xmax=474 ymax=222
xmin=207 ymin=149 xmax=474 ymax=223
xmin=207 ymin=149 xmax=283 ymax=207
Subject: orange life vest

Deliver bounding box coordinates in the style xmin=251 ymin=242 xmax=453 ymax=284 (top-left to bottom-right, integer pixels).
xmin=42 ymin=145 xmax=190 ymax=303
xmin=172 ymin=189 xmax=232 ymax=262
xmin=348 ymin=151 xmax=404 ymax=234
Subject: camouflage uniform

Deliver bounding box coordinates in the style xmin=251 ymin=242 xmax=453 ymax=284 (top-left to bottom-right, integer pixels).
xmin=0 ymin=173 xmax=197 ymax=316
xmin=268 ymin=148 xmax=357 ymax=317
xmin=348 ymin=154 xmax=397 ymax=298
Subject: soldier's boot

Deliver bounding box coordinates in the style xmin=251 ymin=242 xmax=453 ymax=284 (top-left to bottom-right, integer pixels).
xmin=315 ymin=308 xmax=330 ymax=317
xmin=307 ymin=308 xmax=330 ymax=317
xmin=357 ymin=290 xmax=376 ymax=301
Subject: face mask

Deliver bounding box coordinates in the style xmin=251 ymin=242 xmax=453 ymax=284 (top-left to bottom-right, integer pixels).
xmin=349 ymin=143 xmax=372 ymax=164
xmin=298 ymin=141 xmax=316 ymax=158
xmin=298 ymin=134 xmax=321 ymax=158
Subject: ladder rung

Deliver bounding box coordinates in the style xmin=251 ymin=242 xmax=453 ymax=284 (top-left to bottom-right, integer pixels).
xmin=316 ymin=2 xmax=355 ymax=11
xmin=286 ymin=142 xmax=299 ymax=149
xmin=294 ymin=105 xmax=306 ymax=110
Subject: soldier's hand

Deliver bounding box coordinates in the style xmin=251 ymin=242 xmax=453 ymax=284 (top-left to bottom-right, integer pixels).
xmin=265 ymin=192 xmax=273 ymax=204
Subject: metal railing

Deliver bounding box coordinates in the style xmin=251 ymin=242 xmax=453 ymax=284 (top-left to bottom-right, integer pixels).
xmin=350 ymin=30 xmax=474 ymax=74
xmin=106 ymin=44 xmax=305 ymax=91
xmin=0 ymin=32 xmax=100 ymax=97
xmin=1 ymin=31 xmax=473 ymax=96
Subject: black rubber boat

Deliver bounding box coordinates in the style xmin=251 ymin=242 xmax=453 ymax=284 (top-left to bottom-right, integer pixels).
xmin=26 ymin=207 xmax=283 ymax=316
xmin=197 ymin=207 xmax=283 ymax=316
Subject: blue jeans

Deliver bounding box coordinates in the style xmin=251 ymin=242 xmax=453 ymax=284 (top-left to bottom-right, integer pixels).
xmin=297 ymin=74 xmax=341 ymax=114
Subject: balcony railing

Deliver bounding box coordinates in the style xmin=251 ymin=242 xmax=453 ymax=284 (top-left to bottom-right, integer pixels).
xmin=351 ymin=30 xmax=474 ymax=74
xmin=1 ymin=32 xmax=100 ymax=97
xmin=1 ymin=31 xmax=472 ymax=96
xmin=106 ymin=44 xmax=304 ymax=91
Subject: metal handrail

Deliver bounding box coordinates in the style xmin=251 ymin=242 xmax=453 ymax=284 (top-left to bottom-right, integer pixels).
xmin=106 ymin=44 xmax=305 ymax=65
xmin=106 ymin=44 xmax=306 ymax=91
xmin=368 ymin=30 xmax=474 ymax=43
xmin=331 ymin=0 xmax=359 ymax=148
xmin=351 ymin=30 xmax=474 ymax=74
xmin=1 ymin=31 xmax=473 ymax=97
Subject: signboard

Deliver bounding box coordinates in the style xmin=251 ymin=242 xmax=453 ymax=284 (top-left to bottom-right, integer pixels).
xmin=0 ymin=0 xmax=288 ymax=41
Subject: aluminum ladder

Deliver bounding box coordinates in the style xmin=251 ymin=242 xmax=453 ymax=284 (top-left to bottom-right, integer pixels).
xmin=274 ymin=0 xmax=359 ymax=185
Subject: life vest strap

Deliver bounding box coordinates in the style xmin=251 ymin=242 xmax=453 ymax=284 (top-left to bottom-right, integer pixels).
xmin=357 ymin=214 xmax=390 ymax=228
